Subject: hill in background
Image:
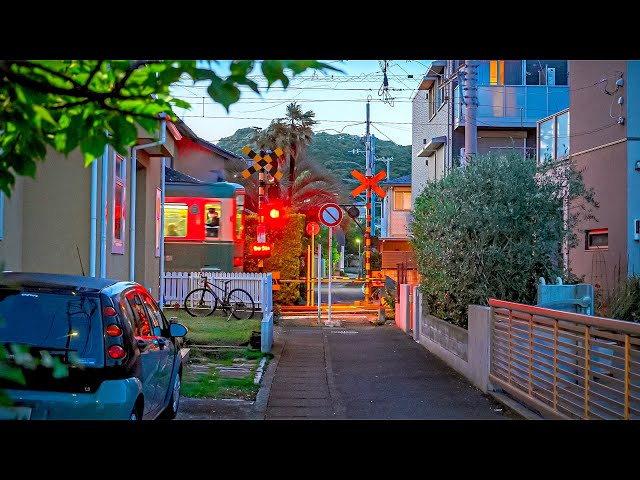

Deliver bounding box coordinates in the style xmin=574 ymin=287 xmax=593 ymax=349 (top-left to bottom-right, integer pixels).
xmin=217 ymin=128 xmax=411 ymax=190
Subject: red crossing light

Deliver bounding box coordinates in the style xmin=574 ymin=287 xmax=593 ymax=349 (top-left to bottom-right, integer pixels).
xmin=250 ymin=241 xmax=272 ymax=258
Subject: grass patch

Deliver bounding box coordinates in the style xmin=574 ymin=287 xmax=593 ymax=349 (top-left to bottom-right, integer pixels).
xmin=181 ymin=363 xmax=261 ymax=400
xmin=165 ymin=308 xmax=268 ymax=400
xmin=164 ymin=308 xmax=261 ymax=346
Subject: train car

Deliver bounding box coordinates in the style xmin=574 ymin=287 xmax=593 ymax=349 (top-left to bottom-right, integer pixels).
xmin=164 ymin=175 xmax=246 ymax=273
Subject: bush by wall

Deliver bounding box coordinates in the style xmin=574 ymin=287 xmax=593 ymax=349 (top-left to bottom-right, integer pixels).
xmin=411 ymin=153 xmax=597 ymax=328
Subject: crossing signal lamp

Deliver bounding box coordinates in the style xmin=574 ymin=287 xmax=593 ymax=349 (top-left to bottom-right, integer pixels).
xmin=250 ymin=241 xmax=272 ymax=259
xmin=264 ymin=200 xmax=285 ymax=229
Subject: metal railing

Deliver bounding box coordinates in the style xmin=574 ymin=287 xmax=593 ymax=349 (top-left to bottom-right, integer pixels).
xmin=489 ymin=299 xmax=640 ymax=420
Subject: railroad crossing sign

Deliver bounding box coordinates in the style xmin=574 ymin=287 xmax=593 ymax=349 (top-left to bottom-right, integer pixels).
xmin=241 ymin=146 xmax=284 ymax=179
xmin=318 ymin=203 xmax=343 ymax=227
xmin=350 ymin=170 xmax=387 ymax=197
xmin=306 ymin=221 xmax=320 ymax=236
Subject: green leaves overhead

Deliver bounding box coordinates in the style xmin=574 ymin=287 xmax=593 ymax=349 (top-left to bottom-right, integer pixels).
xmin=0 ymin=60 xmax=337 ymax=197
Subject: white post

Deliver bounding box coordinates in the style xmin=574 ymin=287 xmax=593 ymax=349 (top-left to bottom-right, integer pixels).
xmin=317 ymin=244 xmax=322 ymax=325
xmin=328 ymin=226 xmax=333 ymax=325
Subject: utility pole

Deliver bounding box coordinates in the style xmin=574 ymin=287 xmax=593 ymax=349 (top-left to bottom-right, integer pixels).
xmin=376 ymin=156 xmax=392 ymax=238
xmin=364 ymin=100 xmax=373 ymax=304
xmin=369 ymin=134 xmax=376 ymax=236
xmin=464 ymin=60 xmax=478 ymax=164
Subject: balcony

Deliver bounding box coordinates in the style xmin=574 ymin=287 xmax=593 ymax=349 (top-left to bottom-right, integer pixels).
xmin=454 ymin=84 xmax=569 ymax=129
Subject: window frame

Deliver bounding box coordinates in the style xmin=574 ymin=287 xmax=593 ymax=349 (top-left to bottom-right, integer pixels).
xmin=585 ymin=228 xmax=608 ymax=251
xmin=393 ymin=190 xmax=412 ymax=211
xmin=112 ymin=153 xmax=126 ymax=255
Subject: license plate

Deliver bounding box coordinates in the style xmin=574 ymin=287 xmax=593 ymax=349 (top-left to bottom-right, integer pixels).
xmin=0 ymin=406 xmax=33 ymax=420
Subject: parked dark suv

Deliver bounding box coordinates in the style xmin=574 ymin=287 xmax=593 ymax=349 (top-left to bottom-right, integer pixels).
xmin=0 ymin=272 xmax=188 ymax=420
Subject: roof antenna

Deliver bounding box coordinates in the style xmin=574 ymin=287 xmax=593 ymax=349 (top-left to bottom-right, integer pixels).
xmin=76 ymin=245 xmax=86 ymax=276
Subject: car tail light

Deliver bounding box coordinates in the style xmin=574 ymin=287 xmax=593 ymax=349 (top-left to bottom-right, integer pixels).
xmin=108 ymin=345 xmax=126 ymax=359
xmin=106 ymin=324 xmax=122 ymax=337
xmin=103 ymin=306 xmax=117 ymax=316
xmin=233 ymin=257 xmax=243 ymax=267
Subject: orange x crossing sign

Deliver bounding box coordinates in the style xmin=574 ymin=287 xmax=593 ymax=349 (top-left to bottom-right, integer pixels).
xmin=350 ymin=170 xmax=387 ymax=197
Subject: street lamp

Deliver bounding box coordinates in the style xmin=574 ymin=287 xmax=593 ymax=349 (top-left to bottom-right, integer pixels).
xmin=355 ymin=238 xmax=362 ymax=279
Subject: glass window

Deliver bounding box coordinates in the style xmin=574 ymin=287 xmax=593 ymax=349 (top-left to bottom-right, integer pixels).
xmin=125 ymin=292 xmax=152 ymax=337
xmin=586 ymin=229 xmax=608 ymax=250
xmin=139 ymin=290 xmax=168 ymax=337
xmin=0 ymin=289 xmax=104 ymax=366
xmin=488 ymin=60 xmax=522 ymax=85
xmin=235 ymin=194 xmax=245 ymax=240
xmin=538 ymin=118 xmax=555 ymax=163
xmin=164 ymin=203 xmax=188 ymax=238
xmin=526 ymin=60 xmax=568 ymax=86
xmin=394 ymin=191 xmax=412 ymax=211
xmin=112 ymin=154 xmax=126 ymax=254
xmin=556 ymin=111 xmax=570 ymax=159
xmin=204 ymin=202 xmax=221 ymax=240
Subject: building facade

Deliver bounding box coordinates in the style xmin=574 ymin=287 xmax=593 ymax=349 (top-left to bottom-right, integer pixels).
xmin=552 ymin=60 xmax=640 ymax=299
xmin=412 ymin=60 xmax=570 ymax=204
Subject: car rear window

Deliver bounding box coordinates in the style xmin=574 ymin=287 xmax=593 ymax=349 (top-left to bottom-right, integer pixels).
xmin=0 ymin=288 xmax=105 ymax=367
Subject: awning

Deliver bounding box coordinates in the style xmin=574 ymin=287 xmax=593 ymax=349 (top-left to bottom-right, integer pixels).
xmin=417 ymin=136 xmax=447 ymax=157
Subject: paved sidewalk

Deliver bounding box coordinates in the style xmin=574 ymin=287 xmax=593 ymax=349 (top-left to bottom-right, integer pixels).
xmin=257 ymin=320 xmax=515 ymax=420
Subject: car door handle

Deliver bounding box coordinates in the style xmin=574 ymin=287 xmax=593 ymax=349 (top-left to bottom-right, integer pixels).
xmin=136 ymin=339 xmax=150 ymax=350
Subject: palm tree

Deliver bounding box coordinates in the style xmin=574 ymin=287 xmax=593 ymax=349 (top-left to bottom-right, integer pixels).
xmin=253 ymin=102 xmax=317 ymax=206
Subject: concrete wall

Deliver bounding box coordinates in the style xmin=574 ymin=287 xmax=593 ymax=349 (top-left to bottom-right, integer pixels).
xmin=174 ymin=140 xmax=227 ymax=183
xmin=412 ymin=89 xmax=448 ymax=205
xmin=568 ymin=60 xmax=629 ymax=293
xmin=397 ymin=286 xmax=492 ymax=393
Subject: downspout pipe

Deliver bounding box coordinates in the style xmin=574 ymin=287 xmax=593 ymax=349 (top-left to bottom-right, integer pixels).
xmin=100 ymin=144 xmax=109 ymax=277
xmin=159 ymin=157 xmax=166 ymax=308
xmin=129 ymin=115 xmax=166 ymax=282
xmin=89 ymin=157 xmax=98 ymax=277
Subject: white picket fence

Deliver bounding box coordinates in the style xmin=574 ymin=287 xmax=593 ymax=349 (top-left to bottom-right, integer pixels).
xmin=163 ymin=271 xmax=274 ymax=353
xmin=163 ymin=271 xmax=269 ymax=311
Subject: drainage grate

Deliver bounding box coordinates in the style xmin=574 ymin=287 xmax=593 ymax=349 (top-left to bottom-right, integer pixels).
xmin=330 ymin=330 xmax=359 ymax=335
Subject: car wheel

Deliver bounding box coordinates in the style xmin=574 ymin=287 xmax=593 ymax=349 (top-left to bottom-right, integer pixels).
xmin=160 ymin=371 xmax=181 ymax=420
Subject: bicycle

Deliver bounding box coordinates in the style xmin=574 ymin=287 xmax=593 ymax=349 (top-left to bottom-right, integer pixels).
xmin=183 ymin=273 xmax=256 ymax=320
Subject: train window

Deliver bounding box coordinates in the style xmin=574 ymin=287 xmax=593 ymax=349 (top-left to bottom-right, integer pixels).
xmin=164 ymin=203 xmax=188 ymax=237
xmin=204 ymin=202 xmax=221 ymax=239
xmin=235 ymin=194 xmax=245 ymax=240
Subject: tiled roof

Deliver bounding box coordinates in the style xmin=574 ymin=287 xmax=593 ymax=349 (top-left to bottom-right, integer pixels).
xmin=164 ymin=166 xmax=204 ymax=184
xmin=381 ymin=174 xmax=411 ymax=186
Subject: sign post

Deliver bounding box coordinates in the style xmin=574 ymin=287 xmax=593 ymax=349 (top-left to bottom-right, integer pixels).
xmin=318 ymin=203 xmax=343 ymax=326
xmin=306 ymin=221 xmax=320 ymax=306
xmin=317 ymin=244 xmax=322 ymax=325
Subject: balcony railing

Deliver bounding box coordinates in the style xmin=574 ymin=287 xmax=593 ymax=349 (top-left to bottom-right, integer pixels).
xmin=454 ymin=85 xmax=569 ymax=128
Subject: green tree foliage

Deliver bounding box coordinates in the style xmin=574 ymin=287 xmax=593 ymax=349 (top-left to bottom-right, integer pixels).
xmin=411 ymin=153 xmax=597 ymax=328
xmin=217 ymin=129 xmax=411 ymax=193
xmin=0 ymin=60 xmax=338 ymax=196
xmin=243 ymin=212 xmax=306 ymax=305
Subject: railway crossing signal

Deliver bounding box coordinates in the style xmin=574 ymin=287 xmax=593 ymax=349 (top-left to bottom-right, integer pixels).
xmin=241 ymin=147 xmax=283 ymax=179
xmin=350 ymin=169 xmax=387 ymax=198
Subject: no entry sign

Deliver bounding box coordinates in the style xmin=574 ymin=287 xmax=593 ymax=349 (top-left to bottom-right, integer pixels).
xmin=318 ymin=203 xmax=343 ymax=228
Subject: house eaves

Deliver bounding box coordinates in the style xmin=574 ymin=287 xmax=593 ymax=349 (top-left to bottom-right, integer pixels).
xmin=380 ymin=174 xmax=411 ymax=187
xmin=418 ymin=60 xmax=446 ymax=90
xmin=417 ymin=136 xmax=447 ymax=157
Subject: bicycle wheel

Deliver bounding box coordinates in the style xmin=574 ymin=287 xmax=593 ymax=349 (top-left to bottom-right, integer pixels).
xmin=184 ymin=288 xmax=217 ymax=317
xmin=225 ymin=288 xmax=256 ymax=320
